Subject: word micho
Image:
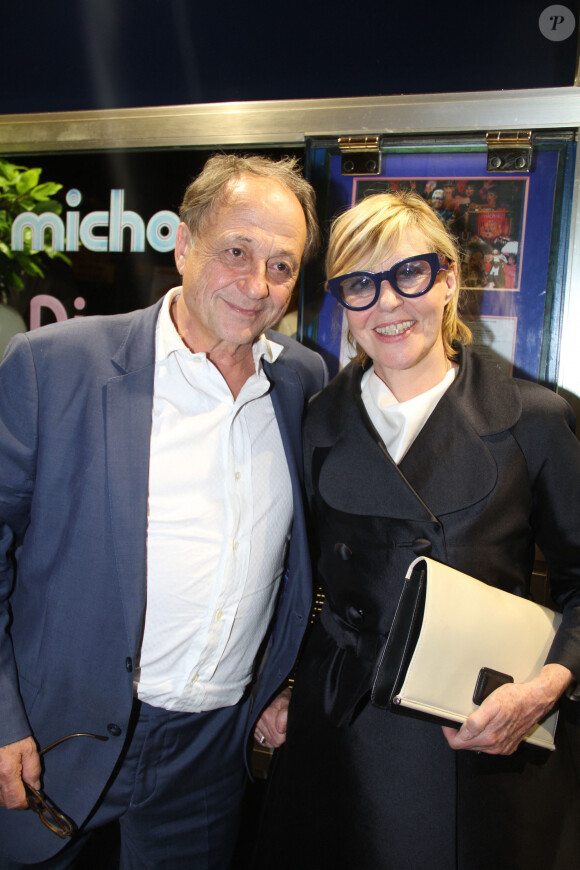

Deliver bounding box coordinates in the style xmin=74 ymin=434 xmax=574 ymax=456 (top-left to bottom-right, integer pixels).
xmin=11 ymin=189 xmax=180 ymax=254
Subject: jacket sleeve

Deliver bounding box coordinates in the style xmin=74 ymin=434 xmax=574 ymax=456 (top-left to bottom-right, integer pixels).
xmin=0 ymin=335 xmax=38 ymax=744
xmin=512 ymin=382 xmax=580 ymax=686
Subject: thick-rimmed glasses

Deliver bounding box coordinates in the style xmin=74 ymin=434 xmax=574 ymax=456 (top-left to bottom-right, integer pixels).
xmin=328 ymin=252 xmax=449 ymax=310
xmin=25 ymin=732 xmax=108 ymax=838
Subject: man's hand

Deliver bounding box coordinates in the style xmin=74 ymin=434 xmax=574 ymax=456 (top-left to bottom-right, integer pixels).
xmin=442 ymin=663 xmax=572 ymax=755
xmin=253 ymin=688 xmax=292 ymax=749
xmin=0 ymin=737 xmax=41 ymax=809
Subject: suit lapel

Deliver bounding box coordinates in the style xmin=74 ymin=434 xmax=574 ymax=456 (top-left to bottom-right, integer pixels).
xmin=263 ymin=357 xmax=304 ymax=488
xmin=105 ymin=303 xmax=160 ymax=651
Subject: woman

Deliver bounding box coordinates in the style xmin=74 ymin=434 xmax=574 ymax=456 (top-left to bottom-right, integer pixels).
xmin=254 ymin=192 xmax=580 ymax=869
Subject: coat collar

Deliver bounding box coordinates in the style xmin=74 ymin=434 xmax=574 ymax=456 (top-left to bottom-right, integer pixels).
xmin=306 ymin=345 xmax=522 ymax=520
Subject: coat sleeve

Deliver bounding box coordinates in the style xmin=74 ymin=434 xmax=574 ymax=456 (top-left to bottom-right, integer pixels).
xmin=512 ymin=382 xmax=580 ymax=686
xmin=0 ymin=335 xmax=38 ymax=744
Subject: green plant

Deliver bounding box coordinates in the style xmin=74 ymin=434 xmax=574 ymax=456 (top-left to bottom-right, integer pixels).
xmin=0 ymin=157 xmax=70 ymax=296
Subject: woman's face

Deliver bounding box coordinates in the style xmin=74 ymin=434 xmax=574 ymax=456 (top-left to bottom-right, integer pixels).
xmin=345 ymin=230 xmax=457 ymax=400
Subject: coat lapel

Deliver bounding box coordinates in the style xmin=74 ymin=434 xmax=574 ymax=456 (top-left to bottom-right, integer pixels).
xmin=398 ymin=389 xmax=498 ymax=515
xmin=309 ymin=363 xmax=437 ymax=520
xmin=317 ymin=404 xmax=437 ymax=520
xmin=308 ymin=347 xmax=522 ymax=522
xmin=401 ymin=347 xmax=522 ymax=515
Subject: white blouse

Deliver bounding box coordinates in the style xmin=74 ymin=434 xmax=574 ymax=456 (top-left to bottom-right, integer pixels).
xmin=360 ymin=365 xmax=456 ymax=464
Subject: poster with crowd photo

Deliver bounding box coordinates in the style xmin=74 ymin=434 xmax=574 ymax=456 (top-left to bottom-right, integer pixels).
xmin=303 ymin=144 xmax=571 ymax=384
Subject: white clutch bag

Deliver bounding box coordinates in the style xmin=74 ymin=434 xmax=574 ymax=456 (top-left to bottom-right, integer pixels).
xmin=371 ymin=556 xmax=562 ymax=750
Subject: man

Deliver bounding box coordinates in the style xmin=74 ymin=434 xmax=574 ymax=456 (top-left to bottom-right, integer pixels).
xmin=0 ymin=154 xmax=326 ymax=868
xmin=429 ymin=189 xmax=453 ymax=226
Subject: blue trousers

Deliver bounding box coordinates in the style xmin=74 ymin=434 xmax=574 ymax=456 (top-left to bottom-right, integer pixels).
xmin=2 ymin=699 xmax=249 ymax=869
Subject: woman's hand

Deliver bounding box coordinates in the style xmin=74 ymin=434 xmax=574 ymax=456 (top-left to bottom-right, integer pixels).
xmin=253 ymin=688 xmax=292 ymax=750
xmin=442 ymin=663 xmax=573 ymax=755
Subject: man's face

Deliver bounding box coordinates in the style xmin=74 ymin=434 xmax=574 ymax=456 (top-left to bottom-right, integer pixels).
xmin=174 ymin=174 xmax=307 ymax=353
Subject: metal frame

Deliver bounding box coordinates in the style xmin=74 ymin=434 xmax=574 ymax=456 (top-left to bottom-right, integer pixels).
xmin=1 ymin=86 xmax=579 ymax=409
xmin=0 ymin=87 xmax=579 ymax=152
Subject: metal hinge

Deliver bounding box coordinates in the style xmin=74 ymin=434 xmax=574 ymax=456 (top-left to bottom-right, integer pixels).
xmin=338 ymin=136 xmax=382 ymax=175
xmin=486 ymin=131 xmax=532 ymax=172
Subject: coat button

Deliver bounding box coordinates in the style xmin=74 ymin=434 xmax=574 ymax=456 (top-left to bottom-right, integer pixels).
xmin=107 ymin=723 xmax=123 ymax=737
xmin=334 ymin=542 xmax=353 ymax=560
xmin=347 ymin=605 xmax=365 ymax=624
xmin=125 ymin=657 xmax=133 ymax=673
xmin=412 ymin=537 xmax=432 ymax=555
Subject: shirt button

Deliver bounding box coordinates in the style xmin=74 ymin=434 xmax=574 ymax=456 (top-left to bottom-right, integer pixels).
xmin=189 ymin=673 xmax=199 ymax=685
xmin=235 ymin=471 xmax=241 ymax=481
xmin=233 ymin=541 xmax=239 ymax=551
xmin=216 ymin=610 xmax=223 ymax=620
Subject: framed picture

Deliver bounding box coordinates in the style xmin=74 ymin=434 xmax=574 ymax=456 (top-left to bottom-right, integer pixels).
xmin=302 ymin=141 xmax=574 ymax=385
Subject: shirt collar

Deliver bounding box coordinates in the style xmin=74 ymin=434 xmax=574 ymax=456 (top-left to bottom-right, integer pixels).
xmin=156 ymin=287 xmax=284 ymax=371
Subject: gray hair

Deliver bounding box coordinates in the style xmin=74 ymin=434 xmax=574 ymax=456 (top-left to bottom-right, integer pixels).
xmin=179 ymin=153 xmax=320 ymax=263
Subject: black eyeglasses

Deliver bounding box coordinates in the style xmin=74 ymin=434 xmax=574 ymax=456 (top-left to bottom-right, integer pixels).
xmin=25 ymin=732 xmax=108 ymax=839
xmin=328 ymin=253 xmax=449 ymax=310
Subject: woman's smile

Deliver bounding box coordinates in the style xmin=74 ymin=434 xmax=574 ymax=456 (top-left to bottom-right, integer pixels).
xmin=373 ymin=319 xmax=416 ymax=337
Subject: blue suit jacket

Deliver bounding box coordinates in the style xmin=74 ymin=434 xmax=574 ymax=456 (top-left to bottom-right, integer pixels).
xmin=0 ymin=300 xmax=326 ymax=862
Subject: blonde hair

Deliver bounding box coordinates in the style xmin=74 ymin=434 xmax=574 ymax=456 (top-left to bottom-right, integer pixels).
xmin=326 ymin=191 xmax=471 ymax=362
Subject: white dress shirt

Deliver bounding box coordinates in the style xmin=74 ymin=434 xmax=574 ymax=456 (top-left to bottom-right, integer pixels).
xmin=136 ymin=287 xmax=293 ymax=712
